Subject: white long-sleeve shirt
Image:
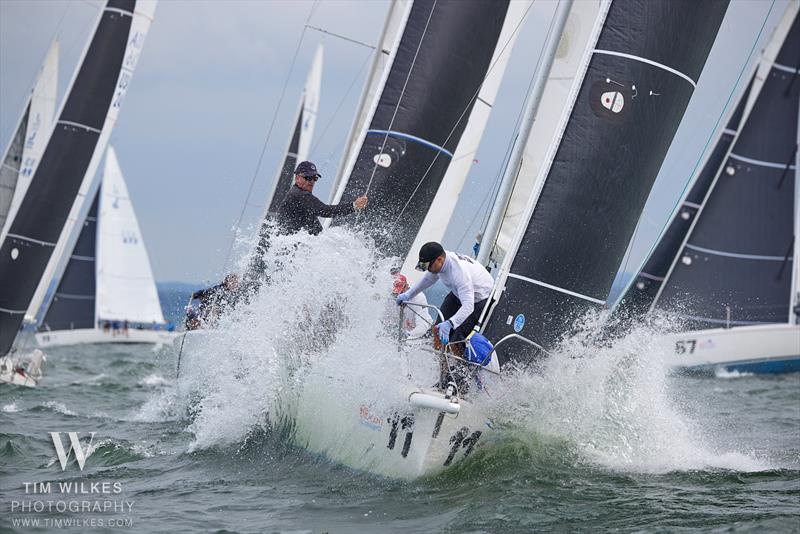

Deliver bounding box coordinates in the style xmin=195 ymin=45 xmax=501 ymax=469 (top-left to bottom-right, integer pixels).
xmin=405 ymin=251 xmax=494 ymax=329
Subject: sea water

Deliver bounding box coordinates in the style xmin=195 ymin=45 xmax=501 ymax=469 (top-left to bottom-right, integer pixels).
xmin=1 ymin=228 xmax=798 ymax=532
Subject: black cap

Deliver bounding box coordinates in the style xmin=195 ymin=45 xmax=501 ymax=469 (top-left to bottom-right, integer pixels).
xmin=294 ymin=160 xmax=321 ymax=178
xmin=418 ymin=242 xmax=445 ymax=262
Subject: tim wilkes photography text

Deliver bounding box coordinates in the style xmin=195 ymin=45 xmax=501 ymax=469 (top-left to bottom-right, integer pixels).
xmin=6 ymin=432 xmax=135 ymax=530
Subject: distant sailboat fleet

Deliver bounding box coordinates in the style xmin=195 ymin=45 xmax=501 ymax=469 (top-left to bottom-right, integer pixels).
xmin=0 ymin=0 xmax=160 ymax=387
xmin=1 ymin=0 xmax=798 ymax=479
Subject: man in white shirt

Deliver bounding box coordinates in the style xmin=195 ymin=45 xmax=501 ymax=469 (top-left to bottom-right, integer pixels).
xmin=395 ymin=242 xmax=494 ymax=346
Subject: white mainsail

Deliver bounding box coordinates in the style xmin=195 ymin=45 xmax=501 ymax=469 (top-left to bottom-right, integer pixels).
xmin=480 ymin=0 xmax=601 ymax=268
xmin=0 ymin=40 xmax=58 ymax=242
xmin=96 ymin=147 xmax=165 ymax=325
xmin=298 ymin=44 xmax=323 ymax=167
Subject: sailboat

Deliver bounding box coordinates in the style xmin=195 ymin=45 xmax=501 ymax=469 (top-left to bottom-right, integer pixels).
xmin=35 ymin=147 xmax=172 ymax=348
xmin=616 ymin=7 xmax=800 ymax=375
xmin=0 ymin=41 xmax=58 ymax=242
xmin=0 ymin=0 xmax=157 ymax=387
xmin=280 ymin=0 xmax=729 ymax=478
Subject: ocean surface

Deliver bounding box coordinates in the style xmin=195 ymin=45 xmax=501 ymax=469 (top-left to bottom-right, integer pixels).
xmin=1 ymin=230 xmax=799 ymax=533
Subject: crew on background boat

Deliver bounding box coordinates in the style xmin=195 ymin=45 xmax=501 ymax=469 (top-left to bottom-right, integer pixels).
xmin=191 ymin=273 xmax=241 ymax=326
xmin=276 ymin=160 xmax=368 ymax=235
xmin=391 ymin=272 xmax=431 ymax=337
xmin=395 ymin=242 xmax=494 ymax=349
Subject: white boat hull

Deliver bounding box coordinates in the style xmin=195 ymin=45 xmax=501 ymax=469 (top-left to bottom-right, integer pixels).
xmin=176 ymin=330 xmax=495 ymax=478
xmin=286 ymin=383 xmax=493 ymax=479
xmin=0 ymin=350 xmax=44 ymax=388
xmin=35 ymin=328 xmax=176 ymax=348
xmin=663 ymin=323 xmax=800 ymax=375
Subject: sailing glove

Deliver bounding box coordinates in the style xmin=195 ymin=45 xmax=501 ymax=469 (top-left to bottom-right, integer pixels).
xmin=439 ymin=320 xmax=452 ymax=345
xmin=395 ymin=291 xmax=411 ymax=306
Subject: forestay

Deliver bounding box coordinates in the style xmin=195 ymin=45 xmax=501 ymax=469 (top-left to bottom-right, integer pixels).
xmin=650 ymin=13 xmax=799 ymax=329
xmin=480 ymin=0 xmax=729 ymax=366
xmin=0 ymin=0 xmax=157 ymax=355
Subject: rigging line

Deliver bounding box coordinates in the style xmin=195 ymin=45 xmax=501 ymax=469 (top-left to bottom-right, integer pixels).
xmin=223 ymin=1 xmax=318 ymax=270
xmin=454 ymin=137 xmax=514 ymax=254
xmin=474 ymin=0 xmax=563 ymax=246
xmin=310 ymin=50 xmax=373 ymax=154
xmin=622 ymin=0 xmax=777 ymax=312
xmin=306 ymin=25 xmax=376 ymax=50
xmin=359 ymin=0 xmax=439 ymax=209
xmin=388 ymin=0 xmax=537 ymax=231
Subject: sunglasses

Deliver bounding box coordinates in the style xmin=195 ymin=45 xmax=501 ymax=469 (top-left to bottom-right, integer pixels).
xmin=302 ymin=175 xmax=319 ymax=182
xmin=415 ymin=260 xmax=432 ymax=272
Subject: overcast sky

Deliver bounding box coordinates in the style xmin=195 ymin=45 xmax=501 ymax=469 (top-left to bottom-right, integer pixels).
xmin=0 ymin=0 xmax=789 ymax=285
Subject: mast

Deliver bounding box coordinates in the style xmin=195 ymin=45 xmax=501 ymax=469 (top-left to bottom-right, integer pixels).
xmin=0 ymin=0 xmax=157 ymax=355
xmin=479 ymin=0 xmax=729 ymax=366
xmin=476 ymin=0 xmax=573 ymax=267
xmin=0 ymin=40 xmax=58 ymax=240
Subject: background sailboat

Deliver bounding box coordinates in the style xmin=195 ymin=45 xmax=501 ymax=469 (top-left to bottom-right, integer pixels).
xmin=0 ymin=40 xmax=58 ymax=243
xmin=639 ymin=10 xmax=800 ymax=375
xmin=36 ymin=147 xmax=171 ymax=347
xmin=0 ymin=0 xmax=157 ymax=386
xmin=261 ymin=44 xmax=323 ymax=220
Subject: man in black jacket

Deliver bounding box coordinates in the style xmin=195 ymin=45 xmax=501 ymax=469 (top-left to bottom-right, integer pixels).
xmin=276 ymin=161 xmax=368 ymax=235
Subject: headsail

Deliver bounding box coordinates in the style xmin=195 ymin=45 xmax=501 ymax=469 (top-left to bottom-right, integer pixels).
xmin=647 ymin=12 xmax=799 ymax=329
xmin=95 ymin=147 xmax=165 ymax=325
xmin=330 ymin=0 xmax=526 ymax=264
xmin=480 ymin=0 xmax=729 ymax=366
xmin=0 ymin=40 xmax=58 ymax=239
xmin=262 ymin=44 xmax=323 ymax=218
xmin=0 ymin=0 xmax=157 ymax=355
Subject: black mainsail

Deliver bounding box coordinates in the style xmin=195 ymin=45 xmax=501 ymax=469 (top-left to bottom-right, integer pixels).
xmin=0 ymin=0 xmax=155 ymax=355
xmin=330 ymin=0 xmax=512 ymax=260
xmin=39 ymin=194 xmax=99 ymax=332
xmin=480 ymin=0 xmax=729 ymax=366
xmin=648 ymin=13 xmax=799 ymax=329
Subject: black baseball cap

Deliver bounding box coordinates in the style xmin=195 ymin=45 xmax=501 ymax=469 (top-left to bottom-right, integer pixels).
xmin=294 ymin=160 xmax=321 ymax=178
xmin=415 ymin=242 xmax=444 ymax=271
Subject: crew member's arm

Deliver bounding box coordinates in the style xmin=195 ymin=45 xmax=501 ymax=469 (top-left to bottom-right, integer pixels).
xmin=404 ymin=272 xmax=437 ymax=299
xmin=303 ymin=193 xmax=355 ymax=219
